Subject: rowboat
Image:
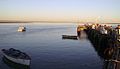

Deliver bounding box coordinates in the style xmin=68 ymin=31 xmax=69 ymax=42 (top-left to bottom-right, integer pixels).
xmin=1 ymin=48 xmax=31 ymax=66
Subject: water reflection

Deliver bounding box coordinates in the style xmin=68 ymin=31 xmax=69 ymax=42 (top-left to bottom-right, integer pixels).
xmin=0 ymin=23 xmax=103 ymax=69
xmin=2 ymin=57 xmax=30 ymax=69
xmin=79 ymin=31 xmax=88 ymax=39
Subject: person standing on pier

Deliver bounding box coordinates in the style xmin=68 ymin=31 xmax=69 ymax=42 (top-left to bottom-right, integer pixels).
xmin=100 ymin=26 xmax=108 ymax=34
xmin=115 ymin=25 xmax=120 ymax=41
xmin=77 ymin=25 xmax=81 ymax=37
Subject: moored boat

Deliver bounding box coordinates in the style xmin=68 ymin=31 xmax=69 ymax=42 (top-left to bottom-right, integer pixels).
xmin=18 ymin=26 xmax=26 ymax=32
xmin=1 ymin=48 xmax=31 ymax=66
xmin=62 ymin=35 xmax=78 ymax=40
xmin=2 ymin=57 xmax=30 ymax=69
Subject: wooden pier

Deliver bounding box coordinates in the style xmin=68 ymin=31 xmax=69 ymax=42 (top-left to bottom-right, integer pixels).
xmin=77 ymin=24 xmax=120 ymax=69
xmin=104 ymin=47 xmax=120 ymax=69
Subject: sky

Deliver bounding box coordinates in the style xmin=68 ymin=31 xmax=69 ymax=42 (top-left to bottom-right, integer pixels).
xmin=0 ymin=0 xmax=120 ymax=23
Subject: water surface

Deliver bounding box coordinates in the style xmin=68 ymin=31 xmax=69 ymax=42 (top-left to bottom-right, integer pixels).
xmin=0 ymin=23 xmax=103 ymax=69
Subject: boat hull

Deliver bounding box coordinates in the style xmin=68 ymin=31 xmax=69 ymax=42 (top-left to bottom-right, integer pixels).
xmin=18 ymin=29 xmax=26 ymax=32
xmin=2 ymin=57 xmax=30 ymax=69
xmin=2 ymin=52 xmax=30 ymax=66
xmin=62 ymin=35 xmax=78 ymax=40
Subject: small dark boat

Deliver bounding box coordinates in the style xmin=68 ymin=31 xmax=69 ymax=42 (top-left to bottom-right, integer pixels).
xmin=62 ymin=35 xmax=78 ymax=40
xmin=1 ymin=48 xmax=31 ymax=66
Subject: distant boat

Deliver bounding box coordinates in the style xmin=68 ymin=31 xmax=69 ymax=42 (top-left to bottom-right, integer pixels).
xmin=18 ymin=26 xmax=26 ymax=32
xmin=62 ymin=35 xmax=78 ymax=40
xmin=1 ymin=48 xmax=31 ymax=66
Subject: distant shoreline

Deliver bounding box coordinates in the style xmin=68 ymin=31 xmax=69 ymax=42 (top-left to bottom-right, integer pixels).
xmin=0 ymin=21 xmax=76 ymax=23
xmin=0 ymin=21 xmax=120 ymax=24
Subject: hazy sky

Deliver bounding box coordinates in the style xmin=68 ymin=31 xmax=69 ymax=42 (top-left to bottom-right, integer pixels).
xmin=0 ymin=0 xmax=120 ymax=23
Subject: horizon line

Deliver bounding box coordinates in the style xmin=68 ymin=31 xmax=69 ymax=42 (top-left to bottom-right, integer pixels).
xmin=0 ymin=20 xmax=120 ymax=24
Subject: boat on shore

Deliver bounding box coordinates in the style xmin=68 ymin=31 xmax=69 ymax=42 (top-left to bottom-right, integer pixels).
xmin=1 ymin=48 xmax=31 ymax=66
xmin=18 ymin=26 xmax=26 ymax=32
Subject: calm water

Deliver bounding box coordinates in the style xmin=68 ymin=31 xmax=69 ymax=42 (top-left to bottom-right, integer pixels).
xmin=0 ymin=23 xmax=103 ymax=69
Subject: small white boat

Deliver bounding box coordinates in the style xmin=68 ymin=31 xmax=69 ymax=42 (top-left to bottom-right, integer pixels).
xmin=18 ymin=26 xmax=26 ymax=32
xmin=1 ymin=48 xmax=31 ymax=66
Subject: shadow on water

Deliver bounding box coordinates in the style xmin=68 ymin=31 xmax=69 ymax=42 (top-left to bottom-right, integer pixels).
xmin=2 ymin=57 xmax=30 ymax=69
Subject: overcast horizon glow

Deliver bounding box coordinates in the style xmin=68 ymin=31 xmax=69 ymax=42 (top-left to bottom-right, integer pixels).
xmin=0 ymin=0 xmax=120 ymax=23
